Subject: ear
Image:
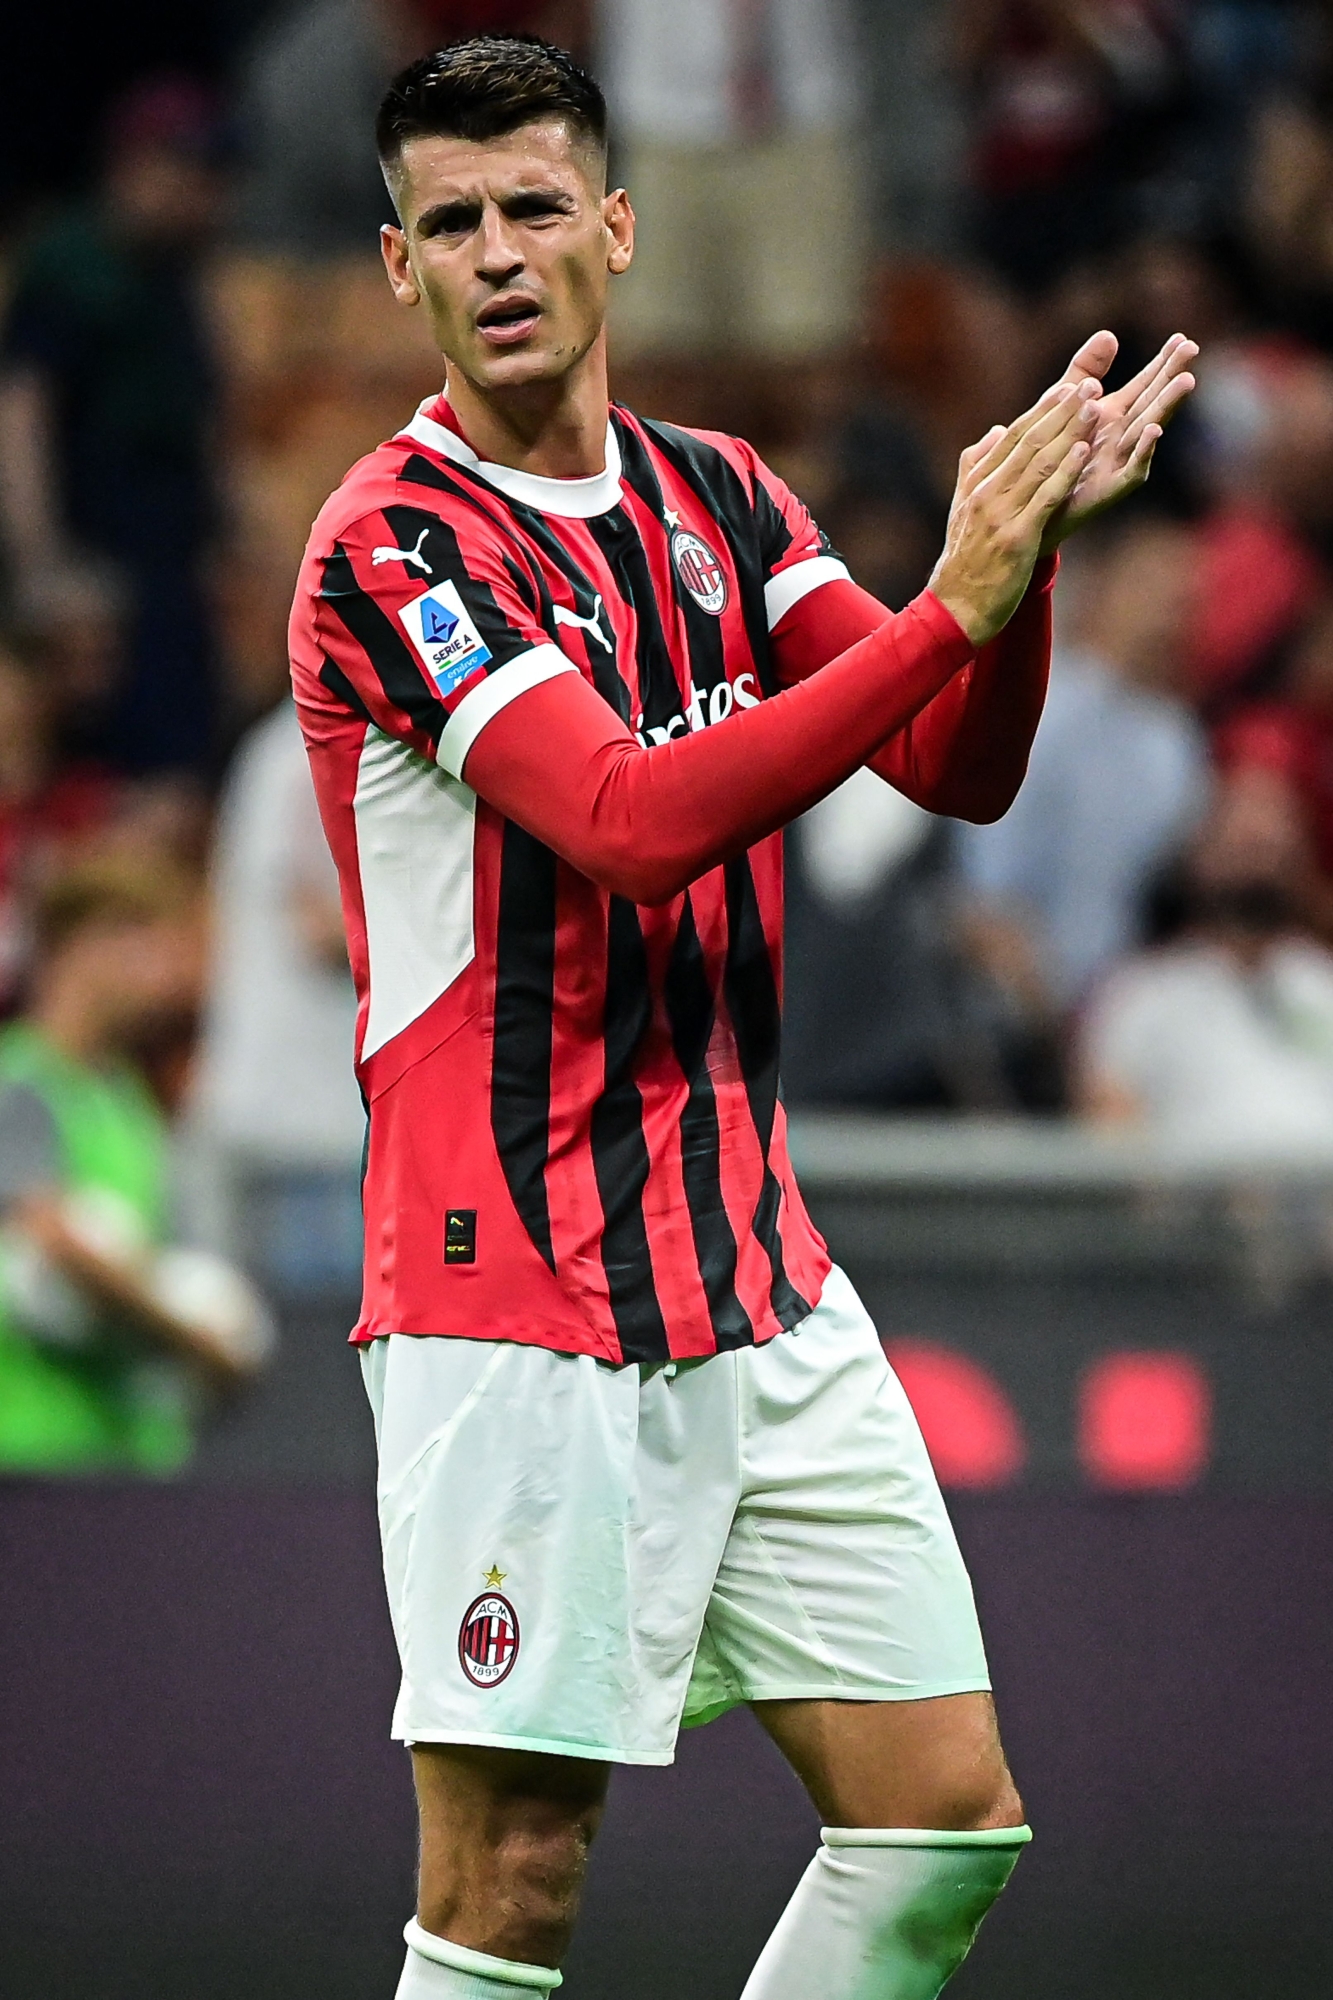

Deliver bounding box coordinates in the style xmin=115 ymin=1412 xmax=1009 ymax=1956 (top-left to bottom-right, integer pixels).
xmin=603 ymin=187 xmax=634 ymax=276
xmin=380 ymin=224 xmax=420 ymax=307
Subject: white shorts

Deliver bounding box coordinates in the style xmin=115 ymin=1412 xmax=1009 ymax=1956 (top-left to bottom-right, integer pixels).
xmin=361 ymin=1265 xmax=989 ymax=1765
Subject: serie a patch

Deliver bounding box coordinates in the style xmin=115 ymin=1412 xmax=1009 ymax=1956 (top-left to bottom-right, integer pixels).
xmin=398 ymin=581 xmax=493 ymax=696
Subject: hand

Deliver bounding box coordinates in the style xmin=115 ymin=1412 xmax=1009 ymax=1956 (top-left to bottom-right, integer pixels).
xmin=929 ymin=380 xmax=1100 ymax=647
xmin=1040 ymin=329 xmax=1198 ymax=549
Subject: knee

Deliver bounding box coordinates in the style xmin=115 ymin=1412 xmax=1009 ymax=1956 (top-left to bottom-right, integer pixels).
xmin=419 ymin=1782 xmax=605 ymax=1964
xmin=929 ymin=1762 xmax=1026 ymax=1834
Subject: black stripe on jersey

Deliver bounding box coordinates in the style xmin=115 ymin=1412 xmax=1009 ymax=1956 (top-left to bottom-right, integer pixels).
xmin=498 ymin=502 xmax=636 ymax=725
xmin=320 ymin=546 xmax=446 ymax=748
xmin=750 ymin=476 xmax=797 ymax=575
xmin=723 ymin=855 xmax=811 ymax=1330
xmin=319 ymin=652 xmax=375 ymax=725
xmin=637 ymin=419 xmax=778 ymax=697
xmin=618 ymin=423 xmax=736 ymax=720
xmin=396 ymin=455 xmax=556 ymax=626
xmin=589 ymin=896 xmax=671 ymax=1362
xmin=377 ymin=503 xmax=540 ymax=672
xmin=398 ymin=451 xmax=464 ymax=495
xmin=584 ymin=498 xmax=682 ymax=735
xmin=491 ymin=823 xmax=559 ymax=1272
xmin=663 ymin=897 xmax=754 ymax=1350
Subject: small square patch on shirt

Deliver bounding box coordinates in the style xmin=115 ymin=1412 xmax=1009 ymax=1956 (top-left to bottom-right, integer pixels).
xmin=399 ymin=582 xmax=493 ymax=697
xmin=444 ymin=1209 xmax=477 ymax=1264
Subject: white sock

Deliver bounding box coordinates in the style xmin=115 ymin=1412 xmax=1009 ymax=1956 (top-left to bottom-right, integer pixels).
xmin=395 ymin=1918 xmax=563 ymax=1999
xmin=739 ymin=1826 xmax=1032 ymax=2000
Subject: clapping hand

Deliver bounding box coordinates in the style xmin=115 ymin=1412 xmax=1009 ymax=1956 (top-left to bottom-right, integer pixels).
xmin=1040 ymin=330 xmax=1198 ymax=549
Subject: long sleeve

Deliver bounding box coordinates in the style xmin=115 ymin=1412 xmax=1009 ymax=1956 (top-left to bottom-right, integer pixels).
xmin=771 ymin=557 xmax=1059 ymax=822
xmin=462 ymin=590 xmax=974 ymax=905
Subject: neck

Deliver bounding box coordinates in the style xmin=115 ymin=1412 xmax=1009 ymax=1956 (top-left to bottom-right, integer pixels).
xmin=443 ymin=331 xmax=611 ymax=479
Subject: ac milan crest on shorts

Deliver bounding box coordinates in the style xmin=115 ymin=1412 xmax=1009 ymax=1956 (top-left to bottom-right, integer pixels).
xmin=458 ymin=1593 xmax=520 ymax=1687
xmin=362 ymin=1267 xmax=990 ymax=1762
xmin=670 ymin=527 xmax=729 ymax=613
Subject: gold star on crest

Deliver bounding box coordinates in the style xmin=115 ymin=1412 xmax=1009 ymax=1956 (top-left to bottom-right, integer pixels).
xmin=484 ymin=1565 xmax=507 ymax=1589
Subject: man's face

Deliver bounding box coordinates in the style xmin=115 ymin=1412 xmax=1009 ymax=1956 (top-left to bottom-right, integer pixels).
xmin=380 ymin=120 xmax=633 ymax=392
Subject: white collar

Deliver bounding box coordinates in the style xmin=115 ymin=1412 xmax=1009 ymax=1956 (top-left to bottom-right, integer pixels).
xmin=397 ymin=399 xmax=624 ymax=519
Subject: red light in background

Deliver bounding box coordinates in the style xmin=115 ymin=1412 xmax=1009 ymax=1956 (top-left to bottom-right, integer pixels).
xmin=885 ymin=1340 xmax=1026 ymax=1489
xmin=1078 ymin=1351 xmax=1212 ymax=1491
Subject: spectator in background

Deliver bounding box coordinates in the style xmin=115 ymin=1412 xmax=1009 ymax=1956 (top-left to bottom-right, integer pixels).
xmin=0 ymin=77 xmax=225 ymax=778
xmin=0 ymin=639 xmax=121 ymax=1013
xmin=1215 ymin=596 xmax=1333 ymax=901
xmin=600 ymin=0 xmax=865 ymax=357
xmin=235 ymin=1 xmax=589 ymax=255
xmin=0 ymin=857 xmax=268 ymax=1476
xmin=960 ymin=519 xmax=1209 ymax=1014
xmin=957 ymin=0 xmax=1190 ymax=293
xmin=1078 ymin=766 xmax=1333 ymax=1152
xmin=784 ymin=775 xmax=1053 ymax=1111
xmin=187 ymin=701 xmax=366 ymax=1293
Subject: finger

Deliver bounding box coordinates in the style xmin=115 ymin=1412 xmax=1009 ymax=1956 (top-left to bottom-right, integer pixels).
xmin=1109 ymin=336 xmax=1199 ymax=428
xmin=966 ymin=382 xmax=1086 ymax=489
xmin=1115 ymin=370 xmax=1196 ymax=462
xmin=1016 ymin=437 xmax=1093 ymax=531
xmin=1006 ymin=418 xmax=1095 ymax=517
xmin=957 ymin=424 xmax=1006 ymax=490
xmin=991 ymin=382 xmax=1100 ymax=499
xmin=1108 ymin=333 xmax=1185 ymax=409
xmin=1115 ymin=422 xmax=1165 ymax=494
xmin=1060 ymin=328 xmax=1119 ymax=386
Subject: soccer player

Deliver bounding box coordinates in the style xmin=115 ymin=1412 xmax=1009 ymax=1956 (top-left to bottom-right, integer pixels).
xmin=290 ymin=36 xmax=1196 ymax=2000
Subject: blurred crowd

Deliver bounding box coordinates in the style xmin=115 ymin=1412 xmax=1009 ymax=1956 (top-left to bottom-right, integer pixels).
xmin=7 ymin=1 xmax=1333 ymax=1467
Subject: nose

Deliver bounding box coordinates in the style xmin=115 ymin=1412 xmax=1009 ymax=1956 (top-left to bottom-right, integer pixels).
xmin=475 ymin=202 xmax=525 ymax=285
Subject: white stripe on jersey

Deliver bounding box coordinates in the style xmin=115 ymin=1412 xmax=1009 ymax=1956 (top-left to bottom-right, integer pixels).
xmin=354 ymin=726 xmax=477 ymax=1059
xmin=437 ymin=642 xmax=580 ymax=783
xmin=764 ymin=554 xmax=852 ymax=631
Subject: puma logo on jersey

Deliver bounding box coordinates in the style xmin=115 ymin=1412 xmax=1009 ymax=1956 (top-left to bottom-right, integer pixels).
xmin=372 ymin=527 xmax=432 ymax=573
xmin=553 ymin=595 xmax=613 ymax=654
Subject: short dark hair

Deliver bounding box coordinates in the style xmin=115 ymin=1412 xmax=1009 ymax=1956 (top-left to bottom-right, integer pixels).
xmin=376 ymin=36 xmax=607 ymax=181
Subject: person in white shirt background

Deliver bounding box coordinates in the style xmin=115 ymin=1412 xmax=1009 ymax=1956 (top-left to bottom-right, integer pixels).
xmin=186 ymin=701 xmax=367 ymax=1294
xmin=959 ymin=517 xmax=1211 ymax=1020
xmin=1078 ymin=762 xmax=1333 ymax=1156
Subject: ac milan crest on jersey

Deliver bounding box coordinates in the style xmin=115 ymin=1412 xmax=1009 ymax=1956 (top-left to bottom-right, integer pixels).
xmin=459 ymin=1593 xmax=520 ymax=1686
xmin=671 ymin=527 xmax=729 ymax=614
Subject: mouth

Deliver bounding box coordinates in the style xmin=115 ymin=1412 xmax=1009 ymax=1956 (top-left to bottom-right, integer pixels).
xmin=476 ymin=295 xmax=543 ymax=347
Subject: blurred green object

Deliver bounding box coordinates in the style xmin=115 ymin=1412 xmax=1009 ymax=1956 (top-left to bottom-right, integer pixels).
xmin=0 ymin=1021 xmax=191 ymax=1475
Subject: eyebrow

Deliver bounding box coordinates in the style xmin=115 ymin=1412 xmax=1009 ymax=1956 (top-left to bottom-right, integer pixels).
xmin=415 ymin=186 xmax=580 ymax=235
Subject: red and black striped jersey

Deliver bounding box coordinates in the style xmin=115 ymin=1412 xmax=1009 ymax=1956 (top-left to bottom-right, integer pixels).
xmin=291 ymin=394 xmax=863 ymax=1363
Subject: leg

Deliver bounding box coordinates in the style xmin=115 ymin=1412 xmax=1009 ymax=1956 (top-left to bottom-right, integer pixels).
xmin=694 ymin=1269 xmax=1034 ymax=2000
xmin=413 ymin=1743 xmax=609 ymax=1962
xmin=738 ymin=1694 xmax=1028 ymax=2000
xmin=752 ymin=1690 xmax=1024 ymax=1832
xmin=398 ymin=1743 xmax=609 ymax=1997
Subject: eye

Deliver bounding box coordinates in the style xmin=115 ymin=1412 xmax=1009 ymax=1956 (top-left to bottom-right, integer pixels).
xmin=506 ymin=194 xmax=575 ymax=224
xmin=424 ymin=202 xmax=482 ymax=238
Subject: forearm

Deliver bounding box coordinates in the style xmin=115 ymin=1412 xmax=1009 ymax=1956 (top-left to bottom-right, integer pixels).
xmin=20 ymin=1198 xmax=250 ymax=1389
xmin=773 ymin=560 xmax=1057 ymax=820
xmin=872 ymin=555 xmax=1056 ymax=819
xmin=463 ymin=590 xmax=973 ymax=905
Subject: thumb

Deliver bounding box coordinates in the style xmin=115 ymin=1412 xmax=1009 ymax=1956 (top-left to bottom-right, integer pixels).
xmin=1062 ymin=329 xmax=1118 ymax=385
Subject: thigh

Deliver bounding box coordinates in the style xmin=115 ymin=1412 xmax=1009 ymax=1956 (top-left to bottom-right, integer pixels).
xmin=752 ymin=1690 xmax=1022 ymax=1831
xmin=689 ymin=1267 xmax=990 ymax=1725
xmin=366 ymin=1334 xmax=740 ymax=1765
